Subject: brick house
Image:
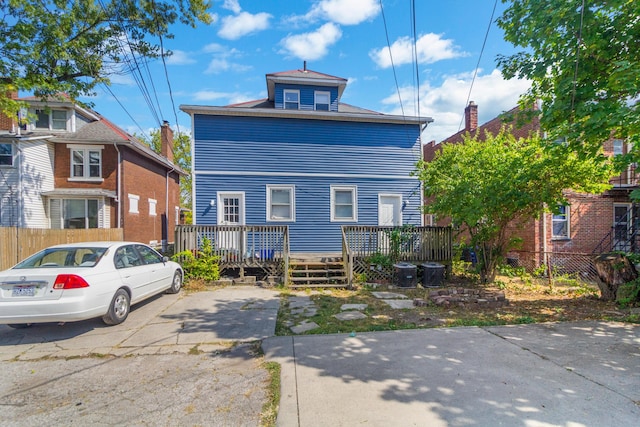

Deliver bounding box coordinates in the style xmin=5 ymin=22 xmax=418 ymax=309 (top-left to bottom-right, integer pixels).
xmin=0 ymin=93 xmax=185 ymax=248
xmin=423 ymin=101 xmax=635 ymax=270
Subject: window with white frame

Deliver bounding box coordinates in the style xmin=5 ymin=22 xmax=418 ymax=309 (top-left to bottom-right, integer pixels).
xmin=34 ymin=109 xmax=68 ymax=130
xmin=70 ymin=147 xmax=102 ymax=179
xmin=284 ymin=90 xmax=299 ymax=110
xmin=314 ymin=91 xmax=330 ymax=111
xmin=128 ymin=194 xmax=139 ymax=214
xmin=149 ymin=198 xmax=157 ymax=216
xmin=552 ymin=205 xmax=570 ymax=239
xmin=331 ymin=186 xmax=357 ymax=222
xmin=613 ymin=139 xmax=624 ymax=156
xmin=50 ymin=199 xmax=99 ymax=229
xmin=0 ymin=143 xmax=13 ymax=167
xmin=267 ymin=185 xmax=295 ymax=221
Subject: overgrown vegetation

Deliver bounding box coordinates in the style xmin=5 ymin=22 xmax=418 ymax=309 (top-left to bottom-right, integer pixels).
xmin=172 ymin=237 xmax=220 ymax=282
xmin=260 ymin=362 xmax=281 ymax=427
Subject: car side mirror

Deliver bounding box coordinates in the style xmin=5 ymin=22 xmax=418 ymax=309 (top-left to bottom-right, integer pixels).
xmin=162 ymin=256 xmax=169 ymax=263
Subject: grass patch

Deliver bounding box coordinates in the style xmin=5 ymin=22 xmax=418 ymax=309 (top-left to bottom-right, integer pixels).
xmin=260 ymin=361 xmax=281 ymax=427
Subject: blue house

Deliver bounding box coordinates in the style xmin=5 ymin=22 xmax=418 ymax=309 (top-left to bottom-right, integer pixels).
xmin=180 ymin=66 xmax=432 ymax=255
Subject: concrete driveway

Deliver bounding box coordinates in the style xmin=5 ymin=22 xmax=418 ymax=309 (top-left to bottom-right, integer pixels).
xmin=1 ymin=286 xmax=639 ymax=427
xmin=264 ymin=321 xmax=640 ymax=427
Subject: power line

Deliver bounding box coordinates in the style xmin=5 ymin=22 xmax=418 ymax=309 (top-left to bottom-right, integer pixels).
xmin=457 ymin=0 xmax=499 ymax=133
xmin=101 ymin=83 xmax=148 ymax=137
xmin=379 ymin=0 xmax=406 ymax=118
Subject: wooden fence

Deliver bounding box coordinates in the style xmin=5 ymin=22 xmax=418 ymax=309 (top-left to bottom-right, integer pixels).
xmin=0 ymin=227 xmax=123 ymax=270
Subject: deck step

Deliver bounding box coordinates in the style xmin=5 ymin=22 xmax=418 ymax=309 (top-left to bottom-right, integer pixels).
xmin=287 ymin=256 xmax=349 ymax=288
xmin=290 ymin=276 xmax=347 ymax=282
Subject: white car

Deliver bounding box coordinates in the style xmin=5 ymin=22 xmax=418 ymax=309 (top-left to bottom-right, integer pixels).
xmin=0 ymin=241 xmax=183 ymax=327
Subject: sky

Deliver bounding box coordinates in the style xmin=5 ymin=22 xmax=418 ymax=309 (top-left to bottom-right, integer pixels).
xmin=83 ymin=0 xmax=530 ymax=144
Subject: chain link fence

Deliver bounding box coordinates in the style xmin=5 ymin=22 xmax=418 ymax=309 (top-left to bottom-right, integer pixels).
xmin=506 ymin=251 xmax=600 ymax=284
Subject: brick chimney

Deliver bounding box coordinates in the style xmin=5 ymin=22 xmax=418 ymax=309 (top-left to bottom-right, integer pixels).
xmin=464 ymin=101 xmax=478 ymax=132
xmin=160 ymin=120 xmax=174 ymax=163
xmin=0 ymin=89 xmax=19 ymax=132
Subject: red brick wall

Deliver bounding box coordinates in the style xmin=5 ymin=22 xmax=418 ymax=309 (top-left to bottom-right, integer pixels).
xmin=120 ymin=147 xmax=180 ymax=245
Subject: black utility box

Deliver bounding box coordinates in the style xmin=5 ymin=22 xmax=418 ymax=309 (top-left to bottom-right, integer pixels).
xmin=393 ymin=263 xmax=417 ymax=288
xmin=422 ymin=262 xmax=445 ymax=287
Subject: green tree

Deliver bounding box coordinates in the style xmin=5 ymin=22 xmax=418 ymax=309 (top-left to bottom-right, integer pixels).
xmin=415 ymin=128 xmax=612 ymax=283
xmin=136 ymin=129 xmax=192 ymax=213
xmin=496 ymin=0 xmax=640 ymax=157
xmin=0 ymin=0 xmax=212 ymax=115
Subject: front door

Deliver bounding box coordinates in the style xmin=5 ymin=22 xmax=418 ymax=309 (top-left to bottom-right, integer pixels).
xmin=217 ymin=192 xmax=245 ymax=254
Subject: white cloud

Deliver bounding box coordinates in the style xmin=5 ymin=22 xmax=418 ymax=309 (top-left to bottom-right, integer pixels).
xmin=165 ymin=50 xmax=196 ymax=65
xmin=380 ymin=69 xmax=531 ymax=143
xmin=109 ymin=73 xmax=135 ymax=86
xmin=305 ymin=0 xmax=380 ymax=25
xmin=279 ymin=23 xmax=342 ymax=61
xmin=370 ymin=33 xmax=465 ymax=68
xmin=205 ymin=58 xmax=252 ymax=74
xmin=222 ymin=0 xmax=241 ymax=14
xmin=192 ymin=90 xmax=254 ymax=105
xmin=218 ymin=11 xmax=272 ymax=40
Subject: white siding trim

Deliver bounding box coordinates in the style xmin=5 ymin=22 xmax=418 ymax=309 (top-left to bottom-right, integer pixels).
xmin=195 ymin=170 xmax=419 ymax=180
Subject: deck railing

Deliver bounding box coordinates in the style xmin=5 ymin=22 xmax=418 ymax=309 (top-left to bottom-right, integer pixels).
xmin=174 ymin=225 xmax=289 ymax=284
xmin=342 ymin=225 xmax=452 ymax=262
xmin=342 ymin=225 xmax=453 ymax=285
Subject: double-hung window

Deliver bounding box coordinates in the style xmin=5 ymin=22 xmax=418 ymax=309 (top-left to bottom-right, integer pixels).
xmin=0 ymin=143 xmax=13 ymax=166
xmin=70 ymin=146 xmax=102 ymax=179
xmin=552 ymin=205 xmax=570 ymax=239
xmin=613 ymin=139 xmax=624 ymax=156
xmin=35 ymin=109 xmax=68 ymax=131
xmin=267 ymin=185 xmax=295 ymax=221
xmin=314 ymin=91 xmax=330 ymax=111
xmin=331 ymin=185 xmax=358 ymax=222
xmin=284 ymin=90 xmax=300 ymax=110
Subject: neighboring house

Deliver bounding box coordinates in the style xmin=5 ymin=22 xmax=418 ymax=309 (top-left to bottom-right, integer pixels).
xmin=423 ymin=101 xmax=636 ymax=267
xmin=0 ymin=93 xmax=186 ymax=248
xmin=181 ymin=65 xmax=432 ymax=253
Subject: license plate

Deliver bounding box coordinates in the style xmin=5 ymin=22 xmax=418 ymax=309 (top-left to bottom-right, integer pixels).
xmin=12 ymin=285 xmax=36 ymax=297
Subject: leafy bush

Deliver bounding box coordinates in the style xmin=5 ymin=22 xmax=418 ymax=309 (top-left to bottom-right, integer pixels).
xmin=617 ymin=278 xmax=640 ymax=308
xmin=172 ymin=237 xmax=220 ymax=282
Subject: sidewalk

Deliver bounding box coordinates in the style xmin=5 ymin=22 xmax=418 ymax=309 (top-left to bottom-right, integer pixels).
xmin=264 ymin=321 xmax=640 ymax=427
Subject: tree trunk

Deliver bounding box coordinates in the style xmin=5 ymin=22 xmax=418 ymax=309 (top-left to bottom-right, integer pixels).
xmin=593 ymin=253 xmax=637 ymax=301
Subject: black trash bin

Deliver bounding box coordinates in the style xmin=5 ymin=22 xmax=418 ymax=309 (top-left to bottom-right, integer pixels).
xmin=393 ymin=263 xmax=417 ymax=288
xmin=422 ymin=262 xmax=445 ymax=287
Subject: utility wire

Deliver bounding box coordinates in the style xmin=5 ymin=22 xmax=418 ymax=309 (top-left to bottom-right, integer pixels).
xmin=101 ymin=83 xmax=148 ymax=137
xmin=457 ymin=0 xmax=498 ymax=133
xmin=410 ymin=0 xmax=421 ymax=142
xmin=379 ymin=0 xmax=405 ymax=118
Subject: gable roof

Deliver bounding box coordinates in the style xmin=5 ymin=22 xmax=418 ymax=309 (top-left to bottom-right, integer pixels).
xmin=15 ymin=96 xmax=187 ymax=176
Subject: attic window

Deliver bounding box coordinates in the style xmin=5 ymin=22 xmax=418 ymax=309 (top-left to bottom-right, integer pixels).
xmin=284 ymin=90 xmax=299 ymax=110
xmin=315 ymin=91 xmax=330 ymax=111
xmin=35 ymin=109 xmax=68 ymax=130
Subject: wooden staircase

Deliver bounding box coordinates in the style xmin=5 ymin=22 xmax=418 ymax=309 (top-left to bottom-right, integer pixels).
xmin=289 ymin=253 xmax=348 ymax=288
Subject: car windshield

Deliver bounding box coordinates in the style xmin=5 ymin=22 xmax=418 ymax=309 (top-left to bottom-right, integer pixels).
xmin=13 ymin=247 xmax=108 ymax=269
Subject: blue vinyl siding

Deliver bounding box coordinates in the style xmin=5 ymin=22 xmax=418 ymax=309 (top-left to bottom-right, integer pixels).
xmin=195 ymin=174 xmax=422 ymax=252
xmin=274 ymin=84 xmax=338 ymax=111
xmin=194 ymin=115 xmax=421 ymax=176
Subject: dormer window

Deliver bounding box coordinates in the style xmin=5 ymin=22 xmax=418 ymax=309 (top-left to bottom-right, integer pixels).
xmin=284 ymin=90 xmax=300 ymax=110
xmin=34 ymin=109 xmax=68 ymax=131
xmin=315 ymin=91 xmax=330 ymax=111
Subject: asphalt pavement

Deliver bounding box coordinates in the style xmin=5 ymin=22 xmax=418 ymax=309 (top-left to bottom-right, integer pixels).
xmin=1 ymin=286 xmax=639 ymax=427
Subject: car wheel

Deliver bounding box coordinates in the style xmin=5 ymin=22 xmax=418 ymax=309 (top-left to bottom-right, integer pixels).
xmin=102 ymin=289 xmax=130 ymax=326
xmin=166 ymin=271 xmax=182 ymax=294
xmin=8 ymin=323 xmax=32 ymax=329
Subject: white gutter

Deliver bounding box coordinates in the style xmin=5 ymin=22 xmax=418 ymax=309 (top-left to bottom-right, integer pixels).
xmin=113 ymin=141 xmax=121 ymax=229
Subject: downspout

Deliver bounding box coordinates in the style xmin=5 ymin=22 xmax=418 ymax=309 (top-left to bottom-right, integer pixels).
xmin=16 ymin=139 xmax=23 ymax=228
xmin=165 ymin=165 xmax=175 ymax=252
xmin=113 ymin=141 xmax=121 ymax=230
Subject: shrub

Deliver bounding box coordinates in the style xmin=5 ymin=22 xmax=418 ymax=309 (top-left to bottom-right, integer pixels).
xmin=172 ymin=237 xmax=220 ymax=282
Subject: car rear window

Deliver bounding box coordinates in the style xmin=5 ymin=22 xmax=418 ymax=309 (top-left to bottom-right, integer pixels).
xmin=13 ymin=247 xmax=107 ymax=269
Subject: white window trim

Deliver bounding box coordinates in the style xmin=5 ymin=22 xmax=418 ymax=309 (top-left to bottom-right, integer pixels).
xmin=30 ymin=108 xmax=70 ymax=131
xmin=217 ymin=191 xmax=245 ymax=225
xmin=0 ymin=142 xmax=14 ymax=167
xmin=266 ymin=185 xmax=295 ymax=222
xmin=283 ymin=89 xmax=300 ymax=110
xmin=128 ymin=194 xmax=140 ymax=214
xmin=613 ymin=139 xmax=624 ymax=156
xmin=314 ymin=91 xmax=331 ymax=111
xmin=331 ymin=185 xmax=358 ymax=222
xmin=68 ymin=145 xmax=104 ymax=180
xmin=149 ymin=198 xmax=157 ymax=216
xmin=551 ymin=205 xmax=570 ymax=239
